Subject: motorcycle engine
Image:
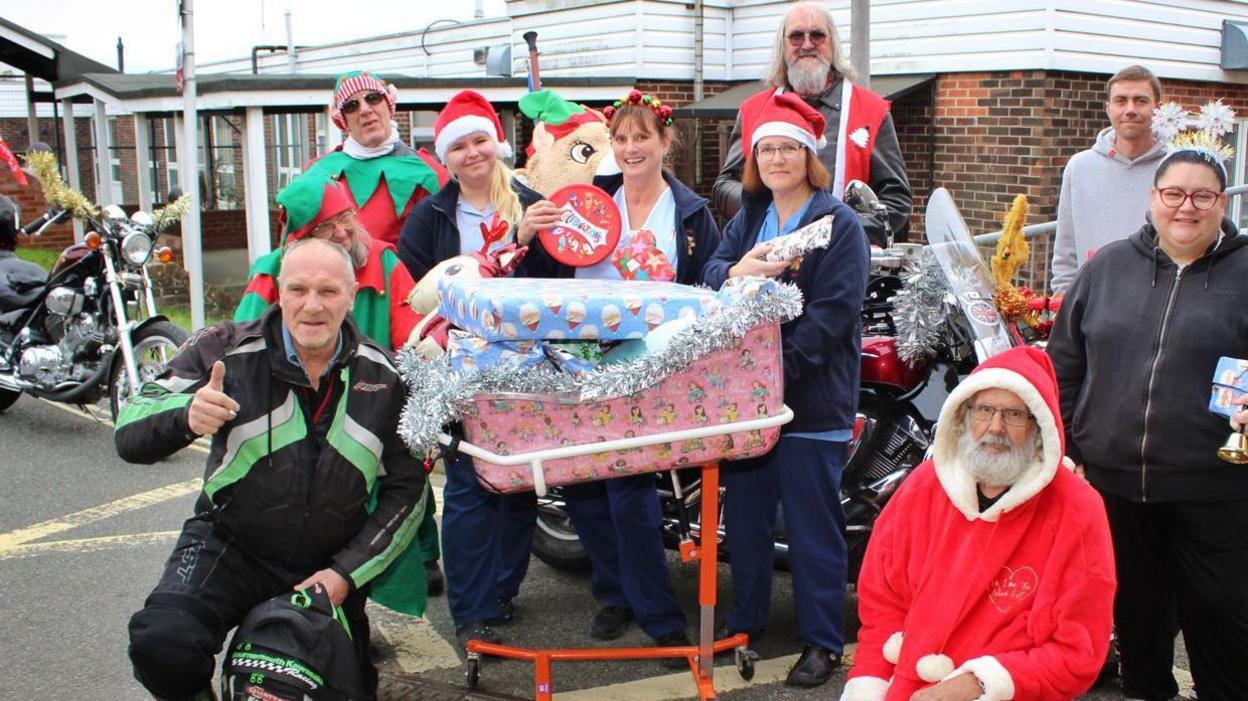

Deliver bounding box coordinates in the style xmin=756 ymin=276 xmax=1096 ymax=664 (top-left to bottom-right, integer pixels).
xmin=19 ymin=314 xmax=104 ymax=386
xmin=18 ymin=345 xmax=64 ymax=385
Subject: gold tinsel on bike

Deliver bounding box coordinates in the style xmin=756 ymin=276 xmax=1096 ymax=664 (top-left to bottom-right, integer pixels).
xmin=23 ymin=151 xmax=98 ymax=220
xmin=989 ymin=195 xmax=1063 ymax=339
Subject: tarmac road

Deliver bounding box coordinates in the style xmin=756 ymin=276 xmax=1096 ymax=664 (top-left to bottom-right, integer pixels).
xmin=0 ymin=395 xmax=1185 ymax=700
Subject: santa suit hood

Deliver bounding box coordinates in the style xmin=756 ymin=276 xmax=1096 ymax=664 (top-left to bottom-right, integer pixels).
xmin=931 ymin=345 xmax=1067 ymax=521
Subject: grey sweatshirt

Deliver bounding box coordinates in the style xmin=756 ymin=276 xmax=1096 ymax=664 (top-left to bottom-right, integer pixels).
xmin=1050 ymin=127 xmax=1167 ymax=292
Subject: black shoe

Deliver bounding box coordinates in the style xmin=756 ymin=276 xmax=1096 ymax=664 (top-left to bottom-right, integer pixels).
xmin=455 ymin=621 xmax=501 ymax=657
xmin=784 ymin=644 xmax=841 ymax=688
xmin=654 ymin=631 xmax=692 ymax=670
xmin=487 ymin=597 xmax=515 ymax=626
xmin=590 ymin=606 xmax=634 ymax=640
xmin=424 ymin=560 xmax=444 ymax=597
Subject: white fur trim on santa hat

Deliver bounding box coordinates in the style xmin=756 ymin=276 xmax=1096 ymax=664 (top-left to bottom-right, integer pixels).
xmin=749 ymin=121 xmax=826 ymax=154
xmin=434 ymin=115 xmax=514 ymax=163
xmin=931 ymin=366 xmax=1062 ymax=522
xmin=882 ymin=631 xmax=904 ymax=664
xmin=838 ymin=676 xmax=890 ymax=701
xmin=946 ymin=656 xmax=1015 ymax=701
xmin=916 ymin=653 xmax=955 ymax=683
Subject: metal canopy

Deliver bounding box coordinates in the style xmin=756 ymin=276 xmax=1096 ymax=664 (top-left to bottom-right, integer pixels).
xmin=0 ymin=16 xmax=116 ymax=87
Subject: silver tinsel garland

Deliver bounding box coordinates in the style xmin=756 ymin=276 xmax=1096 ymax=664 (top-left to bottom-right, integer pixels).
xmin=396 ymin=283 xmax=804 ymax=456
xmin=892 ymin=248 xmax=956 ymax=365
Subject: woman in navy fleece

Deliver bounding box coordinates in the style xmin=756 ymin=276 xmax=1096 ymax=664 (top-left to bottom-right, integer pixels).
xmin=701 ymin=91 xmax=869 ymax=689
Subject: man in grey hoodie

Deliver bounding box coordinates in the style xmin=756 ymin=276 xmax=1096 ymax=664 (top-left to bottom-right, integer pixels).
xmin=1050 ymin=65 xmax=1167 ymax=293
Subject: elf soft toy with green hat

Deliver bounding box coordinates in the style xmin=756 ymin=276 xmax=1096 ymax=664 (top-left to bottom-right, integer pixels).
xmin=514 ymin=88 xmax=618 ymax=195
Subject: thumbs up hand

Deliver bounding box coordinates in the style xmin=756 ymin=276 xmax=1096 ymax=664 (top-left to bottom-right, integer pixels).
xmin=188 ymin=361 xmax=242 ymax=437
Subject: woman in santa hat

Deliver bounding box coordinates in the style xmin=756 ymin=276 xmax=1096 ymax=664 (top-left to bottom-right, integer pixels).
xmin=702 ymin=91 xmax=870 ymax=689
xmin=560 ymin=89 xmax=720 ymax=660
xmin=397 ymin=90 xmax=565 ymax=654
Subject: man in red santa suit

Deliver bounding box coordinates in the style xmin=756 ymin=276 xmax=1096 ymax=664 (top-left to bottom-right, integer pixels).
xmin=841 ymin=346 xmax=1115 ymax=701
xmin=712 ymin=2 xmax=911 ymax=247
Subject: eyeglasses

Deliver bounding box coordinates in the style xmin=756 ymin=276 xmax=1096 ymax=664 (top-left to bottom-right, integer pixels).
xmin=1157 ymin=187 xmax=1221 ymax=210
xmin=310 ymin=213 xmax=354 ymax=240
xmin=786 ymin=30 xmax=828 ymax=47
xmin=968 ymin=403 xmax=1034 ymax=427
xmin=755 ymin=143 xmax=803 ymax=161
xmin=341 ymin=91 xmax=386 ymax=116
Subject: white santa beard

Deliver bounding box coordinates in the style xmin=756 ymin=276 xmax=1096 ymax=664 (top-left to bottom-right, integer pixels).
xmin=956 ymin=425 xmax=1033 ymax=489
xmin=787 ymin=56 xmax=831 ymax=96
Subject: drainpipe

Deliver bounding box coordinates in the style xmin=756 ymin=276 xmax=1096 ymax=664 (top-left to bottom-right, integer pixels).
xmin=693 ymin=0 xmax=704 ymax=184
xmin=285 ymin=10 xmax=297 ymax=72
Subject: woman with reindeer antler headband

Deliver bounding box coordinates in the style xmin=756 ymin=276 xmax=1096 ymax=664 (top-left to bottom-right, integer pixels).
xmin=1049 ymin=99 xmax=1248 ymax=701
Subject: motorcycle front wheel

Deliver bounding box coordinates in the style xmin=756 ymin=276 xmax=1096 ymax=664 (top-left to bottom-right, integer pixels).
xmin=108 ymin=320 xmax=188 ymax=422
xmin=532 ymin=498 xmax=591 ymax=573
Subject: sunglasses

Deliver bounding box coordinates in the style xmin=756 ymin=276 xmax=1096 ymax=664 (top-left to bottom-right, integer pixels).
xmin=341 ymin=91 xmax=386 ymax=116
xmin=786 ymin=30 xmax=828 ymax=47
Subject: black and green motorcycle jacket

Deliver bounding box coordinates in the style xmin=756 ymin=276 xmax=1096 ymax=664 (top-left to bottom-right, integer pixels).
xmin=114 ymin=305 xmax=426 ymax=589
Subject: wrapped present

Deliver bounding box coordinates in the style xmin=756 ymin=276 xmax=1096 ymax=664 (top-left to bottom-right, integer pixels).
xmin=447 ymin=331 xmax=601 ymax=375
xmin=1210 ymin=356 xmax=1248 ymax=419
xmin=611 ymin=230 xmax=675 ymax=281
xmin=438 ymin=277 xmax=723 ymax=342
xmin=763 ymin=215 xmax=834 ymax=264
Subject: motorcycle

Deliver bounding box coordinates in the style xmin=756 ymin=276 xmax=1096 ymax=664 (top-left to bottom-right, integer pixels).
xmin=0 ymin=157 xmax=189 ymax=420
xmin=531 ymin=187 xmax=1017 ymax=580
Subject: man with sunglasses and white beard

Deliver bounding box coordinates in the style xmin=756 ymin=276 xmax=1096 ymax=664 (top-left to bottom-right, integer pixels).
xmin=841 ymin=346 xmax=1115 ymax=701
xmin=304 ymin=71 xmax=449 ymax=249
xmin=712 ymin=2 xmax=911 ymax=247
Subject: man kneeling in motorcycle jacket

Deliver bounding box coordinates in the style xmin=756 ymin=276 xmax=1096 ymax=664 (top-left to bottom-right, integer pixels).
xmin=116 ymin=238 xmax=426 ymax=701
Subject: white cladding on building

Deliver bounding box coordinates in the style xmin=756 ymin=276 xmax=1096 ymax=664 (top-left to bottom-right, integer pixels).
xmin=193 ymin=0 xmax=1248 ymax=86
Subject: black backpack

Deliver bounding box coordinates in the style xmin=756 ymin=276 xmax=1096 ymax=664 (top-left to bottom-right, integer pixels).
xmin=220 ymin=587 xmax=365 ymax=701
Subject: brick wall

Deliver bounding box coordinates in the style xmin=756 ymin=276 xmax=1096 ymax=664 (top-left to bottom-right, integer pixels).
xmin=891 ymin=85 xmax=935 ymax=241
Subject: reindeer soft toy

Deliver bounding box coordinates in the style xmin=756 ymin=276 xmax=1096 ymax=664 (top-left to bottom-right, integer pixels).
xmin=405 ymin=218 xmax=528 ymax=359
xmin=514 ymin=89 xmax=618 ymax=195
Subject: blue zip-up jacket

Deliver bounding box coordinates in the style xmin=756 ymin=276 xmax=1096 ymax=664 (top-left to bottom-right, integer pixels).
xmin=396 ymin=177 xmax=563 ymax=281
xmin=590 ymin=171 xmax=720 ymax=285
xmin=702 ymin=188 xmax=869 ymax=433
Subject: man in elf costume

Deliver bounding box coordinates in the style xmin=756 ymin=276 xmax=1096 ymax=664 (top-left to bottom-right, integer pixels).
xmin=306 ymin=70 xmax=448 ymax=247
xmin=712 ymin=2 xmax=910 ymax=246
xmin=841 ymin=346 xmax=1115 ymax=701
xmin=234 ymin=173 xmax=443 ymax=603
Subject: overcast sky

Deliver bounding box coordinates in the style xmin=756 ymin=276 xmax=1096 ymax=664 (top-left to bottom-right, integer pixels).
xmin=5 ymin=0 xmax=508 ymax=73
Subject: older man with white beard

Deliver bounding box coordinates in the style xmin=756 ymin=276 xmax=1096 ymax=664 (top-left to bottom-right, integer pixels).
xmin=712 ymin=2 xmax=911 ymax=246
xmin=841 ymin=347 xmax=1116 ymax=701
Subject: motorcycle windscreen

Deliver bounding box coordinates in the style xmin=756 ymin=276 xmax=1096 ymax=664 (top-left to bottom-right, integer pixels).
xmin=923 ymin=188 xmax=1014 ymax=361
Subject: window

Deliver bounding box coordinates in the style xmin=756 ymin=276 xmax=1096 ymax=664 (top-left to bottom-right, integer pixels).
xmin=212 ymin=117 xmax=239 ymax=209
xmin=1227 ymin=120 xmax=1247 ymax=231
xmin=163 ymin=119 xmax=180 ymax=193
xmin=271 ymin=114 xmax=307 ymax=191
xmin=106 ymin=118 xmax=125 ymax=204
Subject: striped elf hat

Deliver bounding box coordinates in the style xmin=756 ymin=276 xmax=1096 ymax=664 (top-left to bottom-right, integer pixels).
xmin=330 ymin=71 xmax=398 ymax=131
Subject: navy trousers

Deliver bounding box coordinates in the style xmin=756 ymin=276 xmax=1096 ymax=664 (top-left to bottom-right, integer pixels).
xmin=442 ymin=450 xmax=537 ymax=629
xmin=722 ymin=437 xmax=847 ymax=652
xmin=564 ymin=473 xmax=686 ymax=639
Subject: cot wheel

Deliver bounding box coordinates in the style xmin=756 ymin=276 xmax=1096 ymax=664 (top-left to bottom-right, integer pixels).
xmin=735 ymin=647 xmax=757 ymax=681
xmin=465 ymin=658 xmax=481 ymax=689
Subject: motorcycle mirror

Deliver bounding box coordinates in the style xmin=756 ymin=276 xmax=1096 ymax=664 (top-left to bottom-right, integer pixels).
xmin=166 ymin=186 xmax=183 ymax=203
xmin=26 ymin=141 xmax=53 ymax=154
xmin=102 ymin=204 xmax=127 ymax=221
xmin=845 ymin=180 xmax=881 ymax=214
xmin=130 ymin=210 xmax=154 ymax=228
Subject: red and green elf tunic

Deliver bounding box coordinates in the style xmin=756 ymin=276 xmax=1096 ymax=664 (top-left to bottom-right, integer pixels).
xmin=233 ymin=172 xmax=419 ymax=351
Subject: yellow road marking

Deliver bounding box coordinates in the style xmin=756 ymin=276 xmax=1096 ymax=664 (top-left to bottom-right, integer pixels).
xmin=552 ymin=645 xmax=855 ymax=700
xmin=0 ymin=531 xmax=181 ymax=560
xmin=0 ymin=478 xmax=201 ymax=550
xmin=38 ymin=398 xmax=210 ymax=453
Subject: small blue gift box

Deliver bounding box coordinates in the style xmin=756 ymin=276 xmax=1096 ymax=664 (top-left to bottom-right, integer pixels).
xmin=1210 ymin=356 xmax=1248 ymax=419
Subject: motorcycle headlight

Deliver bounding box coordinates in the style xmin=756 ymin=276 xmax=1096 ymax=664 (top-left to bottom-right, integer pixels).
xmin=121 ymin=231 xmax=154 ymax=265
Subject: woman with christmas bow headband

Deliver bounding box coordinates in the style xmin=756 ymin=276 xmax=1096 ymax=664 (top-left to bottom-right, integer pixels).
xmin=557 ymin=89 xmax=719 ymax=660
xmin=1049 ymin=99 xmax=1248 ymax=701
xmin=701 ymin=90 xmax=870 ymax=689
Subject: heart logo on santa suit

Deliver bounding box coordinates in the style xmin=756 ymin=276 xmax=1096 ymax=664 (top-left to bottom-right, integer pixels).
xmin=988 ymin=565 xmax=1038 ymax=613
